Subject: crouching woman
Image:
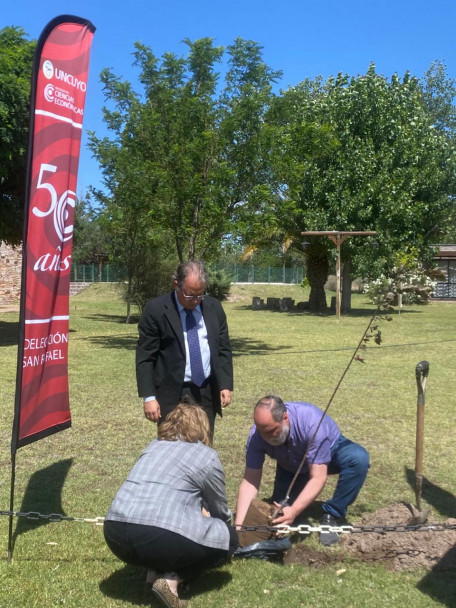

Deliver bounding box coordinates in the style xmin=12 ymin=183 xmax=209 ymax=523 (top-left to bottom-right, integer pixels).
xmin=104 ymin=403 xmax=238 ymax=608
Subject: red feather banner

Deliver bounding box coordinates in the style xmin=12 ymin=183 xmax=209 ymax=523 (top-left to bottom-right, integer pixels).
xmin=12 ymin=16 xmax=96 ymax=451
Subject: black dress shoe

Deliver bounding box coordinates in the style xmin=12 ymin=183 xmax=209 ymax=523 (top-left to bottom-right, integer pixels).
xmin=319 ymin=513 xmax=340 ymax=546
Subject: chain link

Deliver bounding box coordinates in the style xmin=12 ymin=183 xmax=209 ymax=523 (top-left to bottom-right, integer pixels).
xmin=2 ymin=509 xmax=456 ymax=535
xmin=239 ymin=521 xmax=456 ymax=535
xmin=0 ymin=510 xmax=105 ymax=525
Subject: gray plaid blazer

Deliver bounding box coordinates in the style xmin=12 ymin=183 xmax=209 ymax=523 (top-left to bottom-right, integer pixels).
xmin=106 ymin=439 xmax=232 ymax=550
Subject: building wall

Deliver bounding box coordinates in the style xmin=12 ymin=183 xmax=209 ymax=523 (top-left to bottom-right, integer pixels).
xmin=433 ymin=244 xmax=456 ymax=299
xmin=0 ymin=241 xmax=22 ymax=304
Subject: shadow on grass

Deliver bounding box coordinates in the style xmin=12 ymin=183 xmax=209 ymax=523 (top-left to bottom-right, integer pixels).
xmin=86 ymin=334 xmax=282 ymax=354
xmin=99 ymin=564 xmax=149 ymax=606
xmin=232 ymin=304 xmax=422 ymax=318
xmin=0 ymin=320 xmax=19 ymax=346
xmin=417 ymin=547 xmax=456 ymax=607
xmin=404 ymin=467 xmax=456 ymax=518
xmin=184 ymin=569 xmax=232 ymax=598
xmin=335 ymin=307 xmax=421 ymax=318
xmin=234 ymin=336 xmax=456 ymax=358
xmin=230 ymin=336 xmax=289 ymax=356
xmin=86 ymin=334 xmax=138 ymax=350
xmin=84 ymin=330 xmax=351 ymax=356
xmin=100 ymin=563 xmax=232 ymax=606
xmin=83 ymin=314 xmax=140 ymax=325
xmin=75 ymin=303 xmax=454 ymax=355
xmin=12 ymin=458 xmax=73 ymax=551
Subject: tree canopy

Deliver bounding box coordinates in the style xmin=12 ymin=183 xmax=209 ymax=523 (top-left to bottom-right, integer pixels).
xmin=88 ymin=37 xmax=281 ymax=313
xmin=89 ymin=37 xmax=281 ymax=267
xmin=0 ymin=26 xmax=35 ymax=245
xmin=256 ymin=63 xmax=456 ymax=310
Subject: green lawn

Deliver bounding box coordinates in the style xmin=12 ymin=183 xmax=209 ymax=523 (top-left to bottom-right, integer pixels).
xmin=0 ymin=282 xmax=455 ymax=607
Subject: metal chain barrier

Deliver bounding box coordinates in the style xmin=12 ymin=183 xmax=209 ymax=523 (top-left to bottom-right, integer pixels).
xmin=2 ymin=509 xmax=455 ymax=535
xmin=240 ymin=522 xmax=456 ymax=535
xmin=0 ymin=509 xmax=105 ymax=525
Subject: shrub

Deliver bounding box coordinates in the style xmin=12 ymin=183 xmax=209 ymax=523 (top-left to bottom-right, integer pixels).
xmin=364 ymin=271 xmax=436 ymax=306
xmin=125 ymin=246 xmax=177 ymax=312
xmin=207 ymin=268 xmax=232 ymax=300
xmin=364 ymin=249 xmax=440 ymax=306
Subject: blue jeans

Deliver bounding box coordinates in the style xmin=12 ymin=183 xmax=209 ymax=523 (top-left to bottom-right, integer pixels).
xmin=271 ymin=435 xmax=370 ymax=519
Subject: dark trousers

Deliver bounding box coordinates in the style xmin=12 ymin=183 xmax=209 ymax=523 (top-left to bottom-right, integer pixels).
xmin=104 ymin=520 xmax=238 ymax=580
xmin=271 ymin=435 xmax=370 ymax=519
xmin=159 ymin=379 xmax=216 ymax=435
xmin=181 ymin=379 xmax=215 ymax=435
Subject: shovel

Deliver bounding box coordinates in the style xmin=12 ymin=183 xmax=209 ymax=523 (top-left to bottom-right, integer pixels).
xmin=410 ymin=360 xmax=431 ymax=524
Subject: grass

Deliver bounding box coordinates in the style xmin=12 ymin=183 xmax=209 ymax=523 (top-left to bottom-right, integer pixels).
xmin=1 ymin=282 xmax=455 ymax=607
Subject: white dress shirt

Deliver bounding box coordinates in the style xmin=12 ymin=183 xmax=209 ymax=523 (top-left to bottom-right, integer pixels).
xmin=175 ymin=293 xmax=211 ymax=382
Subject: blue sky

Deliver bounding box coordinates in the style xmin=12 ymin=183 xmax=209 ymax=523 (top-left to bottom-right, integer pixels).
xmin=4 ymin=0 xmax=456 ymax=197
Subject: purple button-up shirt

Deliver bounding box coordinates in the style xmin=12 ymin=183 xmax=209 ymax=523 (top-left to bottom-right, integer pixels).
xmin=245 ymin=401 xmax=341 ymax=474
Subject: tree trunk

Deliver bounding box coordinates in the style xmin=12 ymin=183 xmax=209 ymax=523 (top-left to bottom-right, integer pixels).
xmin=305 ymin=242 xmax=329 ymax=312
xmin=341 ymin=258 xmax=352 ymax=314
xmin=175 ymin=233 xmax=183 ymax=263
xmin=125 ymin=274 xmax=132 ymax=324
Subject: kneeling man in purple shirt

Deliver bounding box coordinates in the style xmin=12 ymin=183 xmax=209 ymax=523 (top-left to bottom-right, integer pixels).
xmin=234 ymin=395 xmax=369 ymax=546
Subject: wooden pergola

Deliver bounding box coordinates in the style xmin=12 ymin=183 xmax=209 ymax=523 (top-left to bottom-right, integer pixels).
xmin=301 ymin=231 xmax=377 ymax=318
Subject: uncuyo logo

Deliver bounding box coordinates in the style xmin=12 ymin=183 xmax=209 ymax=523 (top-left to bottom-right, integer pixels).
xmin=44 ymin=83 xmax=55 ymax=103
xmin=43 ymin=60 xmax=54 ymax=80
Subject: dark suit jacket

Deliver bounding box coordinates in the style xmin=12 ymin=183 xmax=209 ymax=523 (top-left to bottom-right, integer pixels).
xmin=136 ymin=292 xmax=233 ymax=417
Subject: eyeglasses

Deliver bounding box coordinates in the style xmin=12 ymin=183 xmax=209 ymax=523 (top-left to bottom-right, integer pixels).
xmin=179 ymin=289 xmax=207 ymax=301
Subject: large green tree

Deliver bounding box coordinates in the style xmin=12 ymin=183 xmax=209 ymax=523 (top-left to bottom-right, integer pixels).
xmin=0 ymin=26 xmax=35 ymax=245
xmin=421 ymin=61 xmax=456 ymax=244
xmin=89 ymin=37 xmax=281 ymax=276
xmin=263 ymin=64 xmax=456 ymax=311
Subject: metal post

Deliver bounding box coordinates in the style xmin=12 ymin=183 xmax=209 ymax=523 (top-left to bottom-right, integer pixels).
xmin=301 ymin=231 xmax=377 ymax=318
xmin=336 ymin=241 xmax=341 ymax=317
xmin=328 ymin=234 xmax=348 ymax=318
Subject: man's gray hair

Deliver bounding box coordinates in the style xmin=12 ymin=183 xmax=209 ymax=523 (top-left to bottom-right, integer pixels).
xmin=173 ymin=260 xmax=208 ymax=289
xmin=255 ymin=394 xmax=286 ymax=422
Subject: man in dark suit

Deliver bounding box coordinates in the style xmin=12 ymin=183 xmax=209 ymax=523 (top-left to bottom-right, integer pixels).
xmin=136 ymin=261 xmax=233 ymax=434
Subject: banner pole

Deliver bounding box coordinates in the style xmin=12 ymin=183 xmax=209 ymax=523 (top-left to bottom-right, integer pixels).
xmin=7 ymin=451 xmax=17 ymax=563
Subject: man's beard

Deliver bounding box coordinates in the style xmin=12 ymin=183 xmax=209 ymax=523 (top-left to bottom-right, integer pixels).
xmin=267 ymin=422 xmax=290 ymax=446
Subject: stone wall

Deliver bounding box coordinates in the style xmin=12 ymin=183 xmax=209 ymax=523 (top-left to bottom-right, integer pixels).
xmin=0 ymin=241 xmax=22 ymax=304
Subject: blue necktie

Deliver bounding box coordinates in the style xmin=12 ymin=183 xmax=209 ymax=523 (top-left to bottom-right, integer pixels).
xmin=185 ymin=309 xmax=205 ymax=387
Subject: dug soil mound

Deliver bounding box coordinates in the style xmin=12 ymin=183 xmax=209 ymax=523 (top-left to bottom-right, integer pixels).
xmin=285 ymin=502 xmax=456 ymax=572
